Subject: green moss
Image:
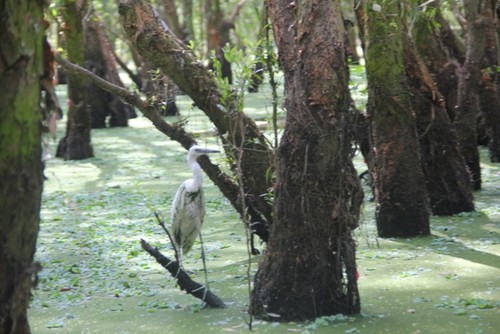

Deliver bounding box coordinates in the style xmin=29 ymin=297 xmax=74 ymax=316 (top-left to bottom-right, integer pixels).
xmin=0 ymin=0 xmax=44 ymax=161
xmin=365 ymin=0 xmax=406 ymax=96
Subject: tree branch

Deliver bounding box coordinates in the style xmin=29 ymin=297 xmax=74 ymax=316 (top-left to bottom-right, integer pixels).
xmin=229 ymin=0 xmax=247 ymax=25
xmin=140 ymin=239 xmax=226 ymax=308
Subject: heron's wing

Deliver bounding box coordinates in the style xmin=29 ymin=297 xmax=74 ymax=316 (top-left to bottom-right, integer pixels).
xmin=171 ymin=182 xmax=205 ymax=254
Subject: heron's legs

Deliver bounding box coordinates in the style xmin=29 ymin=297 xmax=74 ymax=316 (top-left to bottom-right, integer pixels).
xmin=175 ymin=253 xmax=183 ymax=278
xmin=198 ymin=232 xmax=210 ymax=298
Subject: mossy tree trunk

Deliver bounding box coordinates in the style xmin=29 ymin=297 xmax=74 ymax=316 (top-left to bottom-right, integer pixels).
xmin=250 ymin=0 xmax=363 ymax=321
xmin=361 ymin=0 xmax=474 ymax=217
xmin=56 ymin=0 xmax=94 ymax=160
xmin=0 ymin=0 xmax=45 ymax=332
xmin=364 ymin=0 xmax=430 ymax=237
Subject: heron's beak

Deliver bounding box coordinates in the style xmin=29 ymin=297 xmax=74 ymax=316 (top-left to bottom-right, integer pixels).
xmin=197 ymin=148 xmax=220 ymax=154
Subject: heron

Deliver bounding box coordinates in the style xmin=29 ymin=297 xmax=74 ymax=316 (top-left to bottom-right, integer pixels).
xmin=171 ymin=145 xmax=220 ymax=292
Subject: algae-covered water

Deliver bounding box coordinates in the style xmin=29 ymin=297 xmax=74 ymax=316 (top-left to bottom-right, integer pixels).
xmin=29 ymin=91 xmax=499 ymax=333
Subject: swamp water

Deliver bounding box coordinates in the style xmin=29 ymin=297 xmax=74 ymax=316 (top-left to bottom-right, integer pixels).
xmin=29 ymin=94 xmax=499 ymax=333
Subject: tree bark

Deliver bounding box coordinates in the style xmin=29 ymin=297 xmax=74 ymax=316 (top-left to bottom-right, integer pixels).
xmin=180 ymin=0 xmax=194 ymax=41
xmin=455 ymin=0 xmax=485 ymax=190
xmin=477 ymin=0 xmax=500 ymax=162
xmin=251 ymin=0 xmax=363 ymax=321
xmin=138 ymin=59 xmax=179 ymax=116
xmin=413 ymin=1 xmax=465 ymax=121
xmin=247 ymin=4 xmax=267 ymax=93
xmin=403 ymin=35 xmax=474 ymax=215
xmin=84 ymin=15 xmax=134 ymax=128
xmin=56 ymin=0 xmax=94 ymax=160
xmin=205 ymin=0 xmax=247 ymax=84
xmin=162 ymin=0 xmax=187 ymax=41
xmin=0 ymin=0 xmax=45 ymax=332
xmin=364 ymin=0 xmax=430 ymax=237
xmin=140 ymin=239 xmax=225 ymax=307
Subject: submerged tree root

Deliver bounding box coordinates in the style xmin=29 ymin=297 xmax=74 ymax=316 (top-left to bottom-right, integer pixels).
xmin=140 ymin=239 xmax=226 ymax=308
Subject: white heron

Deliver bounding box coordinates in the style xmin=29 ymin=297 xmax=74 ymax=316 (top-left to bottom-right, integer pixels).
xmin=171 ymin=145 xmax=219 ymax=290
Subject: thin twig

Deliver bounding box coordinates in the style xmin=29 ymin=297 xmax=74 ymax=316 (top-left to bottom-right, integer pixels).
xmin=263 ymin=10 xmax=280 ymax=149
xmin=233 ymin=100 xmax=254 ymax=330
xmin=154 ymin=211 xmax=180 ymax=264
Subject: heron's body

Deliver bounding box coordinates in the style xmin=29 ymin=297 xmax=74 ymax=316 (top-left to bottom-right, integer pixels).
xmin=170 ymin=145 xmax=219 ymax=271
xmin=171 ymin=182 xmax=205 ymax=254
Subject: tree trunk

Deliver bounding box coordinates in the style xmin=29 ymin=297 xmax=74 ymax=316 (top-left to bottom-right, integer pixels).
xmin=85 ymin=15 xmax=134 ymax=128
xmin=413 ymin=1 xmax=464 ymax=121
xmin=56 ymin=0 xmax=94 ymax=160
xmin=248 ymin=4 xmax=267 ymax=93
xmin=205 ymin=0 xmax=246 ymax=84
xmin=343 ymin=0 xmax=361 ymax=63
xmin=0 ymin=0 xmax=45 ymax=332
xmin=162 ymin=0 xmax=187 ymax=40
xmin=403 ymin=35 xmax=474 ymax=215
xmin=455 ymin=0 xmax=485 ymax=190
xmin=251 ymin=0 xmax=363 ymax=321
xmin=364 ymin=0 xmax=430 ymax=237
xmin=157 ymin=0 xmax=182 ymax=116
xmin=478 ymin=0 xmax=500 ymax=162
xmin=180 ymin=0 xmax=194 ymax=42
xmin=205 ymin=0 xmax=231 ymax=83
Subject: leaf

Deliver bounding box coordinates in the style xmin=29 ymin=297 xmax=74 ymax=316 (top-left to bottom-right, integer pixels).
xmin=46 ymin=318 xmax=64 ymax=329
xmin=453 ymin=308 xmax=467 ymax=316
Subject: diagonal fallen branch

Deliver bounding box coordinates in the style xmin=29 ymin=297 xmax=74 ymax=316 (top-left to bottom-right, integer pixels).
xmin=140 ymin=238 xmax=226 ymax=308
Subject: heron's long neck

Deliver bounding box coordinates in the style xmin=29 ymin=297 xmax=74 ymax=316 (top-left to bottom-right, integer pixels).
xmin=188 ymin=157 xmax=203 ymax=192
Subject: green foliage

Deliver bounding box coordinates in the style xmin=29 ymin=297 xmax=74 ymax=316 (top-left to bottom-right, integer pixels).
xmin=48 ymin=0 xmax=63 ymax=20
xmin=459 ymin=298 xmax=497 ymax=310
xmin=304 ymin=314 xmax=350 ymax=330
xmin=210 ymin=43 xmax=259 ymax=114
xmin=436 ymin=296 xmax=498 ymax=316
xmin=349 ymin=64 xmax=367 ymax=109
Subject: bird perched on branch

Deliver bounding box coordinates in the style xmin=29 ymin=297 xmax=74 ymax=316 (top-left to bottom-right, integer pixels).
xmin=171 ymin=145 xmax=220 ymax=289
